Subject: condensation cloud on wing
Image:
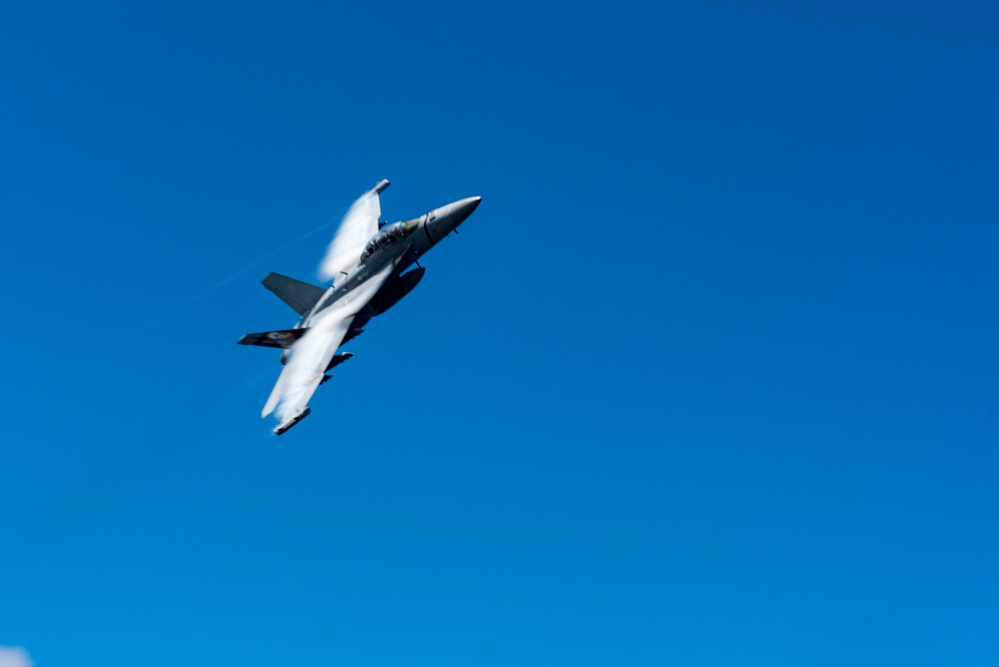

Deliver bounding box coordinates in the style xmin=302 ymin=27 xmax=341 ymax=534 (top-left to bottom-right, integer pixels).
xmin=263 ymin=263 xmax=393 ymax=423
xmin=319 ymin=186 xmax=382 ymax=283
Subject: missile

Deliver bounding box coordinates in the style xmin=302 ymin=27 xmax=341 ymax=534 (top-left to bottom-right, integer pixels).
xmin=273 ymin=407 xmax=311 ymax=436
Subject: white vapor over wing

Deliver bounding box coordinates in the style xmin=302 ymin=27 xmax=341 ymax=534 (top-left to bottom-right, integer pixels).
xmin=0 ymin=647 xmax=33 ymax=667
xmin=263 ymin=313 xmax=353 ymax=422
xmin=318 ymin=187 xmax=381 ymax=282
xmin=262 ymin=263 xmax=395 ymax=423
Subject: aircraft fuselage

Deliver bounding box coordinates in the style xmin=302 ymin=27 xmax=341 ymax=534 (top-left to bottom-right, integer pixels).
xmin=300 ymin=196 xmax=482 ymax=329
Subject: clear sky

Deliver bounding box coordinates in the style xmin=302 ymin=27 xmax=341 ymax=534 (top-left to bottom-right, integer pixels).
xmin=2 ymin=1 xmax=997 ymax=665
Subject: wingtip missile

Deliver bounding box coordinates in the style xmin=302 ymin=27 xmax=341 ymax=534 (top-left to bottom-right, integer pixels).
xmin=374 ymin=179 xmax=390 ymax=194
xmin=273 ymin=407 xmax=311 ymax=436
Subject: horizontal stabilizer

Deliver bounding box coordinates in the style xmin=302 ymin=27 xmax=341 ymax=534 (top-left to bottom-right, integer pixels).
xmin=262 ymin=272 xmax=326 ymax=316
xmin=238 ymin=328 xmax=309 ymax=349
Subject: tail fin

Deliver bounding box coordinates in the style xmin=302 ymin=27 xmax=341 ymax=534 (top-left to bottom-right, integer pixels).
xmin=262 ymin=272 xmax=326 ymax=316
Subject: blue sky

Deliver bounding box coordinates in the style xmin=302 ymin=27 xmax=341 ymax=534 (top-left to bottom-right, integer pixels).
xmin=2 ymin=1 xmax=998 ymax=665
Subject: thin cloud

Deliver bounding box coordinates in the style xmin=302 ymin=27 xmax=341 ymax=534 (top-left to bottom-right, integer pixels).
xmin=0 ymin=647 xmax=33 ymax=667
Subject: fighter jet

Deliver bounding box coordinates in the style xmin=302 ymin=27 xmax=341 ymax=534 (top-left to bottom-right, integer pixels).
xmin=238 ymin=180 xmax=481 ymax=434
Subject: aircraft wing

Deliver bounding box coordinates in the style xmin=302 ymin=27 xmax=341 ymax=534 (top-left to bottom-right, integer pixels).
xmin=262 ymin=312 xmax=354 ymax=425
xmin=318 ymin=180 xmax=389 ymax=283
xmin=262 ymin=262 xmax=395 ymax=433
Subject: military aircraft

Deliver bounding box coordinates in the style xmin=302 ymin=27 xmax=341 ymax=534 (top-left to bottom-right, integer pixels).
xmin=238 ymin=180 xmax=482 ymax=434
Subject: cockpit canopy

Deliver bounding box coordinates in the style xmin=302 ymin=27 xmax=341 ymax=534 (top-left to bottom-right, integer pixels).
xmin=360 ymin=219 xmax=418 ymax=263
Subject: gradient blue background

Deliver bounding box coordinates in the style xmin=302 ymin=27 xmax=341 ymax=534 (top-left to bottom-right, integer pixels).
xmin=2 ymin=2 xmax=998 ymax=665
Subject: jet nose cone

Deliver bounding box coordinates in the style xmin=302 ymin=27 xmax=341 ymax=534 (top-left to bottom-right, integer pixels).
xmin=446 ymin=196 xmax=482 ymax=226
xmin=426 ymin=196 xmax=482 ymax=242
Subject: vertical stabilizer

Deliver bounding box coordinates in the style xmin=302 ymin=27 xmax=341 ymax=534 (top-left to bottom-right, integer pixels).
xmin=261 ymin=273 xmax=326 ymax=316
